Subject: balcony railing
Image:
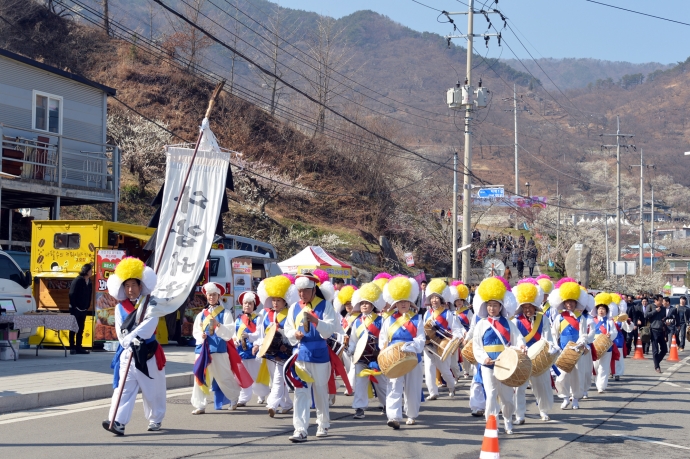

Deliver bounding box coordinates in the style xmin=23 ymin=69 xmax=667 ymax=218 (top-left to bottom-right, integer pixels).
xmin=0 ymin=123 xmax=120 ymax=195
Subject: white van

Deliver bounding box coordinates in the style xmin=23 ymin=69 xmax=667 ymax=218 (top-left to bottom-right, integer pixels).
xmin=207 ymin=249 xmax=282 ymax=316
xmin=0 ymin=250 xmax=36 ymax=314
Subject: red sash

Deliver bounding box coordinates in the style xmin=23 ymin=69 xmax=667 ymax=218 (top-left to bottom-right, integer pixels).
xmin=267 ymin=310 xmax=274 ymax=323
xmin=364 ymin=317 xmax=381 ymax=337
xmin=241 ymin=313 xmax=257 ymax=333
xmin=561 ymin=311 xmax=580 ymax=330
xmin=518 ymin=315 xmax=542 ymax=341
xmin=457 ymin=311 xmax=469 ymax=327
xmin=433 ymin=310 xmax=449 ymax=330
xmin=121 ymin=298 xmax=136 ymax=315
xmin=595 ymin=317 xmax=608 ymax=335
xmin=393 ymin=312 xmax=418 ymax=337
xmin=488 ymin=317 xmax=511 ymax=343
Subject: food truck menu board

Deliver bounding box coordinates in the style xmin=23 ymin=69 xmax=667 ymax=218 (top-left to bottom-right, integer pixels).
xmin=232 ymin=258 xmax=252 ymax=315
xmin=94 ymin=250 xmax=125 ymax=342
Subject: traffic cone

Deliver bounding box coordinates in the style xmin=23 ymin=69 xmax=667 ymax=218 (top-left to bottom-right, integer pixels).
xmin=668 ymin=335 xmax=680 ymax=362
xmin=480 ymin=414 xmax=500 ymax=459
xmin=633 ymin=337 xmax=645 ymax=360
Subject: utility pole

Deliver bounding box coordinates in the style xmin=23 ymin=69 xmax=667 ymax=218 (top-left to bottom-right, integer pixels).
xmin=452 ymin=151 xmax=459 ymax=279
xmin=650 ymin=185 xmax=655 ymax=271
xmin=605 ymin=214 xmax=610 ymax=278
xmin=444 ymin=0 xmax=499 ymax=282
xmin=630 ymin=149 xmax=645 ymax=273
xmin=600 ymin=116 xmax=634 ymax=262
xmin=504 ymin=84 xmax=529 ymax=229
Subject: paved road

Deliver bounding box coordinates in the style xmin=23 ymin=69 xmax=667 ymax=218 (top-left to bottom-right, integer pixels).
xmin=1 ymin=356 xmax=689 ymax=459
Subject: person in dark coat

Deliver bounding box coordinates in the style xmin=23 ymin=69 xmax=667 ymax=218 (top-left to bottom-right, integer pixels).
xmin=69 ymin=263 xmax=93 ymax=354
xmin=678 ymin=295 xmax=690 ymax=351
xmin=645 ymin=295 xmax=668 ymax=373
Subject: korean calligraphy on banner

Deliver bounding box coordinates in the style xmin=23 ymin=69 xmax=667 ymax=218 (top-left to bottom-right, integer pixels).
xmin=147 ymin=120 xmax=230 ymax=318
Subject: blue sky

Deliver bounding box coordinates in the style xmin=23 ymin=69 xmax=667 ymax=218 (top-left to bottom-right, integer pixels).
xmin=274 ymin=0 xmax=690 ymax=64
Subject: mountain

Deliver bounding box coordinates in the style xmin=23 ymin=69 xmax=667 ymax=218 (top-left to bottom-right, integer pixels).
xmin=500 ymin=58 xmax=671 ymax=90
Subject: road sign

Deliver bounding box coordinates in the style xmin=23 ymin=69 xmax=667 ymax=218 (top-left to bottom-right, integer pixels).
xmin=610 ymin=261 xmax=636 ymax=276
xmin=477 ymin=187 xmax=504 ymax=198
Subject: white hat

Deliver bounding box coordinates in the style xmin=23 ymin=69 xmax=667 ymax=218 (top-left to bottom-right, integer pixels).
xmin=472 ymin=277 xmax=517 ymax=319
xmin=257 ymin=275 xmax=298 ymax=310
xmin=106 ymin=257 xmax=157 ymax=302
xmin=383 ymin=276 xmax=420 ymax=309
xmin=351 ymin=283 xmax=385 ymax=312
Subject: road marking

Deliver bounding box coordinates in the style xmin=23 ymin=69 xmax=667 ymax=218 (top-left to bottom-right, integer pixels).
xmin=612 ymin=434 xmax=690 ymax=450
xmin=0 ymin=388 xmax=192 ymax=425
xmin=663 ymin=381 xmax=681 ymax=387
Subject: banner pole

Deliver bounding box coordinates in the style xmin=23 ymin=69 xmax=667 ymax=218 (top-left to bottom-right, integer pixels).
xmin=110 ymin=80 xmax=225 ymax=430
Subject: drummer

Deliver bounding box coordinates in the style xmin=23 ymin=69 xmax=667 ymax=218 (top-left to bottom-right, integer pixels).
xmin=536 ymin=276 xmax=554 ymax=320
xmin=579 ymin=288 xmax=596 ymax=400
xmin=609 ymin=294 xmax=633 ymax=381
xmin=589 ymin=293 xmax=618 ymax=393
xmin=423 ymin=279 xmax=465 ymax=400
xmin=379 ymin=276 xmax=426 ymax=429
xmin=511 ymin=280 xmax=558 ymax=422
xmin=472 ymin=276 xmax=526 ymax=435
xmin=548 ymin=278 xmax=590 ymax=410
xmin=334 ymin=285 xmax=359 ymax=397
xmin=191 ymin=282 xmax=241 ymax=414
xmin=256 ymin=275 xmax=298 ymax=417
xmin=347 ymin=282 xmax=388 ymax=419
xmin=450 ymin=281 xmax=473 ymax=379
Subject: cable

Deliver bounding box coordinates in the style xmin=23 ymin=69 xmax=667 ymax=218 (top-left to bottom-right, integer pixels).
xmin=585 ymin=0 xmax=690 ymax=27
xmin=411 ymin=0 xmax=444 ymax=13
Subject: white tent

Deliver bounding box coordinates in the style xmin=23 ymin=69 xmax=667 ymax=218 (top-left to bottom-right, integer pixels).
xmin=278 ymin=246 xmax=352 ymax=279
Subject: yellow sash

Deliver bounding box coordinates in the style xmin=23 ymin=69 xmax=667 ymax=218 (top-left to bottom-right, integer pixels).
xmin=560 ymin=310 xmax=582 ymax=332
xmin=274 ymin=308 xmax=289 ymax=326
xmin=456 ymin=306 xmax=469 ymax=315
xmin=387 ymin=312 xmax=414 ymax=341
xmin=484 ymin=344 xmax=505 ymax=353
xmin=294 ymin=297 xmax=323 ymax=329
xmin=237 ymin=312 xmax=257 ymax=338
xmin=201 ymin=305 xmax=224 ymax=332
xmin=355 ymin=313 xmax=378 ymax=338
xmin=524 ymin=312 xmax=543 ymax=342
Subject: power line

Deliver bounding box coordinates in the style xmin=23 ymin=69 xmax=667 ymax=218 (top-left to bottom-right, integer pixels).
xmin=585 ymin=0 xmax=690 ymax=27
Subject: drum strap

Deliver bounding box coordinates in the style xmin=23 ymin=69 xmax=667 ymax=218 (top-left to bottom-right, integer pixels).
xmin=274 ymin=309 xmax=288 ymax=328
xmin=519 ymin=313 xmax=542 ymax=342
xmin=202 ymin=306 xmax=224 ymax=332
xmin=356 ymin=314 xmax=380 ymax=338
xmin=560 ymin=311 xmax=581 ymax=332
xmin=456 ymin=308 xmax=470 ymax=327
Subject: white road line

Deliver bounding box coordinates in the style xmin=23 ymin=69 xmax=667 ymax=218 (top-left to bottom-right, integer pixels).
xmin=612 ymin=434 xmax=690 ymax=450
xmin=0 ymin=388 xmax=192 ymax=425
xmin=663 ymin=381 xmax=681 ymax=387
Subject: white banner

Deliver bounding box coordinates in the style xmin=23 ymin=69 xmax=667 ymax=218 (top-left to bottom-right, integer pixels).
xmin=148 ymin=120 xmax=229 ymax=318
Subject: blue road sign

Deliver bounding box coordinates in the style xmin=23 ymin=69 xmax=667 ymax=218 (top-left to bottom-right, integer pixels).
xmin=477 ymin=187 xmax=504 ymax=198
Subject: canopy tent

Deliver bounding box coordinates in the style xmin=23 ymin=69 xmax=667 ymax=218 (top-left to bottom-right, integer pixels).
xmin=278 ymin=246 xmax=352 ymax=279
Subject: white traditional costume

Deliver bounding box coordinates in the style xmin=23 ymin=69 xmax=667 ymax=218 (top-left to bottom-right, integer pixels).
xmin=588 ymin=293 xmax=618 ymax=393
xmin=284 ymin=273 xmax=342 ymax=442
xmin=103 ymin=258 xmax=166 ymax=435
xmin=450 ymin=282 xmax=474 ymax=379
xmin=511 ymin=280 xmax=558 ymax=422
xmin=256 ymin=275 xmax=298 ymax=417
xmin=347 ymin=282 xmax=389 ymax=418
xmin=549 ymin=279 xmax=590 ymax=410
xmin=472 ymin=276 xmax=525 ymax=434
xmin=422 ymin=279 xmax=465 ymax=399
xmin=234 ymin=291 xmax=270 ymax=406
xmin=610 ymin=294 xmax=633 ymax=379
xmin=334 ymin=285 xmax=360 ymax=396
xmin=380 ymin=276 xmax=425 ymax=429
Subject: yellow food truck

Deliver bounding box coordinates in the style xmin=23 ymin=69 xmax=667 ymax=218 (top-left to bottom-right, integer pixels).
xmin=29 ymin=220 xmax=163 ymax=348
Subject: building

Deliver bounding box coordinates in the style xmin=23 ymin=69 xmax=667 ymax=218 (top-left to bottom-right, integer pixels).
xmin=0 ymin=48 xmax=120 ymax=246
xmin=661 ymin=257 xmax=690 ymax=288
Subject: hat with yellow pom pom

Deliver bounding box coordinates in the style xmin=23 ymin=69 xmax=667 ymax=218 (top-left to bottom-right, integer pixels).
xmin=106 ymin=257 xmax=157 ymax=302
xmin=425 ymin=278 xmax=451 ymax=306
xmin=383 ymin=276 xmax=420 ymax=309
xmin=547 ymin=277 xmax=590 ymax=312
xmin=473 ymin=276 xmax=517 ymax=319
xmin=333 ymin=285 xmax=358 ymax=314
xmin=536 ymin=275 xmax=554 ymax=295
xmin=351 ymin=282 xmax=385 ymax=312
xmin=258 ymin=275 xmax=299 ymax=311
xmin=594 ymin=291 xmax=612 ymax=314
xmin=448 ymin=281 xmax=469 ymax=311
xmin=512 ymin=280 xmax=544 ymax=316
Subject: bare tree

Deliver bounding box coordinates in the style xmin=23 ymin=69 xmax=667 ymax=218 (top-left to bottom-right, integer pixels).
xmin=101 ymin=0 xmax=109 ymax=36
xmin=162 ymin=0 xmax=212 ymax=73
xmin=253 ymin=7 xmax=299 ymax=117
xmin=300 ymin=15 xmax=355 ymax=135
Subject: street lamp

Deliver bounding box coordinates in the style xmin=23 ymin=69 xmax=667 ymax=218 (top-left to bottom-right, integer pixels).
xmin=525 ymin=181 xmax=531 ymax=198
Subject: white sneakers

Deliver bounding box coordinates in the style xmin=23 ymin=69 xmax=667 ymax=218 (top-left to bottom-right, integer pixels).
xmin=426 ymin=394 xmax=438 ymax=401
xmin=191 ymin=408 xmax=205 ymax=415
xmin=540 ymin=411 xmax=550 ymax=421
xmin=316 ymin=427 xmax=328 ymax=437
xmin=572 ymin=399 xmax=580 ymax=410
xmin=561 ymin=399 xmax=571 ymax=410
xmin=504 ymin=419 xmax=514 ymax=434
xmin=406 ymin=418 xmax=416 ymax=425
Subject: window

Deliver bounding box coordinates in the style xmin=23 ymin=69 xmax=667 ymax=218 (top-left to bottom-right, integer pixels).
xmin=54 ymin=233 xmax=80 ymax=249
xmin=236 ymin=241 xmax=252 ymax=252
xmin=32 ymin=90 xmax=62 ymax=134
xmin=0 ymin=255 xmax=23 ymax=285
xmin=208 ymin=257 xmax=226 ymax=278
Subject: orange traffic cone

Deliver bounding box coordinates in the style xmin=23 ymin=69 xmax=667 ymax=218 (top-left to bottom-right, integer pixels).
xmin=480 ymin=415 xmax=500 ymax=459
xmin=633 ymin=337 xmax=645 ymax=360
xmin=668 ymin=335 xmax=680 ymax=362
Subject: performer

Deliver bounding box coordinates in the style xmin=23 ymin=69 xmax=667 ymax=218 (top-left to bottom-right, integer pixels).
xmin=579 ymin=288 xmax=596 ymax=400
xmin=549 ymin=279 xmax=590 ymax=410
xmin=511 ymin=281 xmax=558 ymax=422
xmin=536 ymin=275 xmax=554 ymax=319
xmin=609 ymin=296 xmax=633 ymax=380
xmin=450 ymin=281 xmax=473 ymax=379
xmin=380 ymin=276 xmax=425 ymax=429
xmin=284 ymin=273 xmax=342 ymax=442
xmin=589 ymin=293 xmax=618 ymax=393
xmin=423 ymin=279 xmax=465 ymax=399
xmin=472 ymin=277 xmax=526 ymax=435
xmin=234 ymin=291 xmax=270 ymax=407
xmin=334 ymin=285 xmax=359 ymax=396
xmin=348 ymin=282 xmax=388 ymax=419
xmin=102 ymin=257 xmax=165 ymax=436
xmin=256 ymin=275 xmax=298 ymax=417
xmin=465 ymin=313 xmax=486 ymax=417
xmin=189 ymin=282 xmax=242 ymax=414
